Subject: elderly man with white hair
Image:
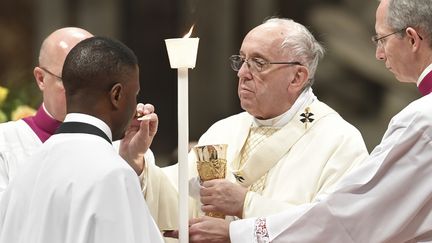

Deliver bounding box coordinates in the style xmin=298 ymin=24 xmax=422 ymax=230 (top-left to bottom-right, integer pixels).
xmin=144 ymin=17 xmax=368 ymax=242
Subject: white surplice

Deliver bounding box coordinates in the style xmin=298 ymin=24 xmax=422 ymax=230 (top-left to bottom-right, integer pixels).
xmin=0 ymin=113 xmax=163 ymax=243
xmin=230 ymin=92 xmax=432 ymax=243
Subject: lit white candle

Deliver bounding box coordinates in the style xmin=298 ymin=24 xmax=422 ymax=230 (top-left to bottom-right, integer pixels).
xmin=165 ymin=27 xmax=199 ymax=243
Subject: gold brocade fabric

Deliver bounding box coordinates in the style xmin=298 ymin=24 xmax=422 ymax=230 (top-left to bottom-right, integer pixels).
xmin=194 ymin=144 xmax=228 ymax=218
xmin=238 ymin=126 xmax=279 ymax=193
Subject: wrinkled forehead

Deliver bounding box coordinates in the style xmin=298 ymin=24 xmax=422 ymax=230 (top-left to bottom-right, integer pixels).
xmin=241 ymin=24 xmax=286 ymax=57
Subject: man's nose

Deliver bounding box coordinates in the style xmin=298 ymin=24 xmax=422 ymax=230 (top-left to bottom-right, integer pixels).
xmin=237 ymin=61 xmax=252 ymax=79
xmin=375 ymin=45 xmax=386 ymax=61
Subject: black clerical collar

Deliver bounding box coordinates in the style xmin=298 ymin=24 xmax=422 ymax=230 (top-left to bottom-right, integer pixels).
xmin=55 ymin=122 xmax=112 ymax=144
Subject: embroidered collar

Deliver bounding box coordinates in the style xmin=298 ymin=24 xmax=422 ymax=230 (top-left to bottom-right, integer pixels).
xmin=252 ymin=88 xmax=316 ymax=128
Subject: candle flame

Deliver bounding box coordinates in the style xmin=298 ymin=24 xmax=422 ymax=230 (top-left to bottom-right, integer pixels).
xmin=183 ymin=25 xmax=194 ymax=38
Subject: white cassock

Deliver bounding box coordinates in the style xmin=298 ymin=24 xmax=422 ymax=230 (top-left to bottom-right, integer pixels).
xmin=143 ymin=89 xmax=368 ymax=229
xmin=230 ymin=92 xmax=432 ymax=242
xmin=0 ymin=113 xmax=163 ymax=243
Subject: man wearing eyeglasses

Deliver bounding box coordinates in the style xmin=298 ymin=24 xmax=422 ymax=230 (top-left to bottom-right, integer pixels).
xmin=183 ymin=0 xmax=432 ymax=242
xmin=0 ymin=28 xmax=93 ymax=201
xmin=190 ymin=17 xmax=368 ymax=219
xmin=157 ymin=17 xmax=368 ymax=240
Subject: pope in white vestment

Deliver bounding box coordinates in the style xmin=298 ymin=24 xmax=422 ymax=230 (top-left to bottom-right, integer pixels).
xmin=143 ymin=18 xmax=369 ymax=242
xmin=0 ymin=114 xmax=163 ymax=243
xmin=144 ymin=88 xmax=368 ymax=223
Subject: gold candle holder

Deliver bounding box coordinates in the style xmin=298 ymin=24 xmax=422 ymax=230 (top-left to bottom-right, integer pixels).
xmin=193 ymin=144 xmax=227 ymax=218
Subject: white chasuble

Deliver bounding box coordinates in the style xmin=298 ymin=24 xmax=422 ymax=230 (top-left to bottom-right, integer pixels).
xmin=147 ymin=98 xmax=368 ymax=223
xmin=231 ymin=102 xmax=335 ymax=191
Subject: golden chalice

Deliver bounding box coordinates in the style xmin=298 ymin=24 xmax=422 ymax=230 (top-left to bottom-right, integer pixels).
xmin=193 ymin=144 xmax=227 ymax=218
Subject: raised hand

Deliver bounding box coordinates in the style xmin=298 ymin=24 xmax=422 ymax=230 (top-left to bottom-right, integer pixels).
xmin=119 ymin=103 xmax=158 ymax=174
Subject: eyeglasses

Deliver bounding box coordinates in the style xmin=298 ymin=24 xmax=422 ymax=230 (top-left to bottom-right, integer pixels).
xmin=39 ymin=66 xmax=62 ymax=80
xmin=229 ymin=55 xmax=302 ymax=73
xmin=371 ymin=28 xmax=406 ymax=46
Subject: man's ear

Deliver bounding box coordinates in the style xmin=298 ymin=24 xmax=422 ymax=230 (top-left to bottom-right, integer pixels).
xmin=110 ymin=83 xmax=123 ymax=109
xmin=33 ymin=67 xmax=46 ymax=91
xmin=406 ymin=27 xmax=422 ymax=51
xmin=290 ymin=66 xmax=309 ymax=89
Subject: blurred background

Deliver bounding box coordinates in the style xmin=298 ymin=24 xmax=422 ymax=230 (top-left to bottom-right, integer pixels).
xmin=0 ymin=0 xmax=420 ymax=166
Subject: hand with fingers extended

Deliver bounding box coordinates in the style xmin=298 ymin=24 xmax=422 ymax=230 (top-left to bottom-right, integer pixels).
xmin=200 ymin=179 xmax=248 ymax=218
xmin=119 ymin=103 xmax=159 ymax=174
xmin=163 ymin=216 xmax=230 ymax=243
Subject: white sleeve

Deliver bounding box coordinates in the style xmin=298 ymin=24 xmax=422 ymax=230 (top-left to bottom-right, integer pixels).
xmin=143 ymin=148 xmax=156 ymax=165
xmin=250 ymin=105 xmax=432 ymax=242
xmin=230 ymin=217 xmax=256 ymax=243
xmin=139 ymin=149 xmax=155 ymax=193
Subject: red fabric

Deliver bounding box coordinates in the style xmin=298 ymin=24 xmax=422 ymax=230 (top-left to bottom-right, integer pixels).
xmin=22 ymin=105 xmax=62 ymax=142
xmin=419 ymin=71 xmax=432 ymax=96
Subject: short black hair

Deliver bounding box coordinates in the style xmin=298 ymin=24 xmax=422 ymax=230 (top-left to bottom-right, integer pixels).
xmin=62 ymin=36 xmax=138 ymax=97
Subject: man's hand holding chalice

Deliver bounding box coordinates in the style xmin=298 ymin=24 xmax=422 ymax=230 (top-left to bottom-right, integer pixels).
xmin=194 ymin=144 xmax=248 ymax=218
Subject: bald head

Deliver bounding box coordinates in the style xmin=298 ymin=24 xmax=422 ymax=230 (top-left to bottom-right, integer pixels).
xmin=39 ymin=27 xmax=93 ymax=76
xmin=34 ymin=27 xmax=93 ymax=121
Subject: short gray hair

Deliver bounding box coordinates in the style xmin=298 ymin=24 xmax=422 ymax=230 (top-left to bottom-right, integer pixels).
xmin=263 ymin=18 xmax=325 ymax=88
xmin=387 ymin=0 xmax=432 ymax=46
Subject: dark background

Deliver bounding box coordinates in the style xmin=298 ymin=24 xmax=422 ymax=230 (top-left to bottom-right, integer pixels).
xmin=0 ymin=0 xmax=420 ymax=165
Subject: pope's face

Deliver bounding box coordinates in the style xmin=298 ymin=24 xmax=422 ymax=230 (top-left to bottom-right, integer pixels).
xmin=236 ymin=24 xmax=303 ymax=119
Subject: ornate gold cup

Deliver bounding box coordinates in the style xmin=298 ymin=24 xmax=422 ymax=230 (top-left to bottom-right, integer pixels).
xmin=193 ymin=144 xmax=228 ymax=218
